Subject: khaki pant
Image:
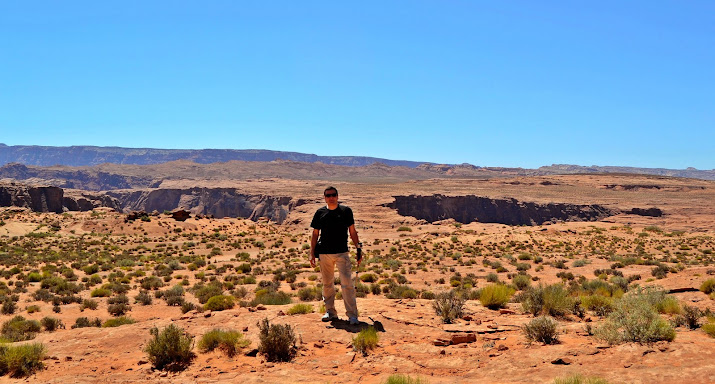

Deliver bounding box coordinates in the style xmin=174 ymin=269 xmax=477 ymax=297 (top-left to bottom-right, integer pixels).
xmin=319 ymin=252 xmax=358 ymax=319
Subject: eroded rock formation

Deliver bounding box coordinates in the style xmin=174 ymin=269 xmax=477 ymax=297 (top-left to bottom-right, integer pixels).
xmin=0 ymin=184 xmax=119 ymax=212
xmin=385 ymin=194 xmax=616 ymax=226
xmin=107 ymin=188 xmax=307 ymax=223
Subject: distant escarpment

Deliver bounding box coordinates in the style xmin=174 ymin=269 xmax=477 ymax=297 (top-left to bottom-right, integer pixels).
xmin=0 ymin=184 xmax=120 ymax=213
xmin=0 ymin=163 xmax=160 ymax=190
xmin=385 ymin=195 xmax=617 ymax=226
xmin=0 ymin=144 xmax=427 ymax=168
xmin=107 ymin=188 xmax=307 ymax=224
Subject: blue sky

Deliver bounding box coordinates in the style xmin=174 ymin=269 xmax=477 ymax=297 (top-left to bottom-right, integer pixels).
xmin=1 ymin=1 xmax=713 ymax=169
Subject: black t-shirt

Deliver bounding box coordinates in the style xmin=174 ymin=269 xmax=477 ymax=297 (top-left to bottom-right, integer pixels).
xmin=310 ymin=205 xmax=355 ymax=254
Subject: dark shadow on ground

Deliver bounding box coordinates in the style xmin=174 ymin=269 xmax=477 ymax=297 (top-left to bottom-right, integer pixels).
xmin=328 ymin=317 xmax=386 ymax=334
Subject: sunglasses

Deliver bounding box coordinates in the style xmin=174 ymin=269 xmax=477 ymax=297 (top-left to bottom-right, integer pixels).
xmin=324 ymin=193 xmax=338 ymax=197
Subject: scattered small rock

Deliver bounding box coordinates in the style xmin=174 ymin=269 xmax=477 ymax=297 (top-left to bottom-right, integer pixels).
xmin=433 ymin=339 xmax=451 ymax=347
xmin=497 ymin=344 xmax=508 ymax=351
xmin=551 ymin=358 xmax=573 ymax=365
xmin=450 ymin=333 xmax=476 ymax=345
xmin=499 ymin=309 xmax=515 ymax=315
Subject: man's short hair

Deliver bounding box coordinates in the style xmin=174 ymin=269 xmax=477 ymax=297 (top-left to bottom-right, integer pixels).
xmin=324 ymin=186 xmax=338 ymax=195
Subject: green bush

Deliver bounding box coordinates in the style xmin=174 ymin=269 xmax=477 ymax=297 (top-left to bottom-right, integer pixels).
xmin=72 ymin=317 xmax=102 ymax=329
xmin=297 ymin=286 xmax=321 ymax=301
xmin=382 ymin=374 xmax=429 ymax=384
xmin=523 ymin=316 xmax=559 ymax=344
xmin=144 ymin=324 xmax=195 ymax=371
xmin=0 ymin=343 xmax=46 ymax=378
xmin=580 ymin=295 xmax=614 ymax=317
xmin=194 ymin=283 xmax=224 ymax=304
xmin=512 ymin=274 xmax=531 ymax=290
xmin=198 ymin=329 xmax=250 ymax=357
xmin=703 ymin=320 xmax=715 ymax=338
xmin=479 ymin=284 xmax=514 ymax=310
xmin=102 ymin=316 xmax=136 ymax=328
xmin=700 ymin=279 xmax=715 ymax=294
xmin=655 ymin=296 xmax=681 ymax=315
xmin=287 ymin=303 xmax=314 ymax=315
xmin=1 ymin=316 xmax=41 ymax=342
xmin=352 ymin=326 xmax=379 ymax=356
xmin=204 ymin=295 xmax=235 ymax=311
xmin=432 ymin=290 xmax=464 ymax=324
xmin=257 ymin=318 xmax=296 ymax=362
xmin=552 ymin=374 xmax=610 ymax=384
xmin=594 ymin=290 xmax=676 ymax=345
xmin=40 ymin=317 xmax=64 ymax=332
xmin=520 ymin=284 xmax=574 ymax=317
xmin=251 ymin=290 xmax=292 ymax=306
xmin=81 ymin=299 xmax=98 ymax=310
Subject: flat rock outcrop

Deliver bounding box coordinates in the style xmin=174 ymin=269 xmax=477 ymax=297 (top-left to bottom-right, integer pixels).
xmin=385 ymin=194 xmax=616 ymax=226
xmin=107 ymin=188 xmax=307 ymax=223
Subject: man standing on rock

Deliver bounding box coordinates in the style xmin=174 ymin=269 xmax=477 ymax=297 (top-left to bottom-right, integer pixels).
xmin=310 ymin=186 xmax=362 ymax=325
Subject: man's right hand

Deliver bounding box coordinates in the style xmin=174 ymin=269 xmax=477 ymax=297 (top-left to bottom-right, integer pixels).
xmin=309 ymin=254 xmax=316 ymax=268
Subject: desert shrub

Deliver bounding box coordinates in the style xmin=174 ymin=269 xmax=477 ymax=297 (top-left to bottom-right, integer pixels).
xmin=352 ymin=326 xmax=379 ymax=356
xmin=297 ymin=286 xmax=321 ymax=301
xmin=81 ymin=299 xmax=98 ymax=310
xmin=193 ymin=283 xmax=224 ymax=304
xmin=654 ymin=296 xmax=681 ymax=315
xmin=257 ymin=318 xmax=296 ymax=362
xmin=382 ymin=374 xmax=430 ymax=384
xmin=40 ymin=317 xmax=64 ymax=332
xmin=1 ymin=299 xmax=17 ymax=315
xmin=25 ymin=305 xmax=40 ymax=314
xmin=420 ymin=290 xmax=435 ymax=300
xmin=144 ymin=324 xmax=195 ymax=371
xmin=676 ymin=305 xmax=702 ymax=329
xmin=163 ymin=285 xmax=185 ymax=306
xmin=703 ymin=320 xmax=715 ymax=338
xmin=479 ymin=284 xmax=515 ymax=310
xmin=102 ymin=316 xmax=136 ymax=328
xmin=360 ymin=273 xmax=378 ymax=283
xmin=552 ymin=374 xmax=610 ymax=384
xmin=204 ymin=295 xmax=235 ymax=311
xmin=287 ymin=303 xmax=313 ymax=315
xmin=71 ymin=317 xmax=102 ymax=329
xmin=0 ymin=342 xmax=46 ymax=378
xmin=512 ymin=274 xmax=531 ymax=290
xmin=107 ymin=303 xmax=131 ymax=317
xmin=90 ymin=288 xmax=111 ymax=297
xmin=140 ymin=276 xmax=164 ymax=290
xmin=594 ymin=290 xmax=676 ymax=345
xmin=385 ymin=284 xmax=419 ymax=299
xmin=251 ymin=290 xmax=291 ymax=306
xmin=432 ymin=290 xmax=464 ymax=324
xmin=700 ymin=279 xmax=715 ymax=294
xmin=651 ymin=264 xmax=669 ymax=279
xmin=580 ymin=295 xmax=614 ymax=317
xmin=135 ymin=290 xmax=153 ymax=305
xmin=198 ymin=329 xmax=250 ymax=357
xmin=486 ymin=273 xmax=499 ymax=283
xmin=1 ymin=316 xmax=41 ymax=342
xmin=520 ymin=284 xmax=575 ymax=317
xmin=523 ymin=316 xmax=559 ymax=344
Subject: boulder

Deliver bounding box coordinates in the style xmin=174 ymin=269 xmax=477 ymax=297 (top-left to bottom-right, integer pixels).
xmin=171 ymin=209 xmax=191 ymax=221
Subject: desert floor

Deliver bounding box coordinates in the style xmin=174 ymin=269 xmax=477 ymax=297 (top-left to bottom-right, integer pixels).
xmin=0 ymin=174 xmax=714 ymax=383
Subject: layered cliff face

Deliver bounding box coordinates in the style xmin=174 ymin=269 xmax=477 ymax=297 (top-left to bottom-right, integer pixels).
xmin=385 ymin=194 xmax=617 ymax=226
xmin=107 ymin=188 xmax=307 ymax=223
xmin=0 ymin=184 xmax=119 ymax=213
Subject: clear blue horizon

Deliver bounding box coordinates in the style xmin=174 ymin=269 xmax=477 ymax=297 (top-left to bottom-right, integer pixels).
xmin=1 ymin=2 xmax=713 ymax=169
